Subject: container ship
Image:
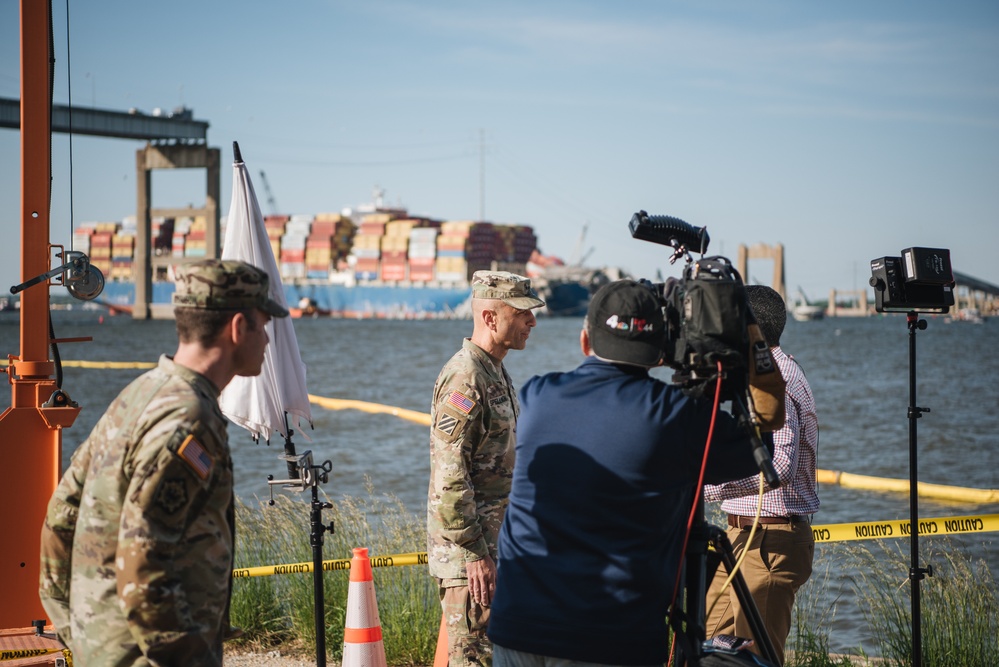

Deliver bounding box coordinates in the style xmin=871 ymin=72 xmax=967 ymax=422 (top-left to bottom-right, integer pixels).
xmin=72 ymin=201 xmax=609 ymax=318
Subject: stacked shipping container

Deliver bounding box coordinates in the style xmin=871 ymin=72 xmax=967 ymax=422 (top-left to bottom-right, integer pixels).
xmin=71 ymin=210 xmax=538 ymax=287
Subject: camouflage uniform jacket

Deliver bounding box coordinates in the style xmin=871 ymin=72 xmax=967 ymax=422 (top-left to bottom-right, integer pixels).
xmin=39 ymin=355 xmax=234 ymax=667
xmin=427 ymin=338 xmax=518 ymax=580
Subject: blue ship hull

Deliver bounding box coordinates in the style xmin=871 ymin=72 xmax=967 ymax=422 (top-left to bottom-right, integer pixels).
xmin=97 ymin=281 xmax=471 ymax=318
xmin=96 ymin=274 xmax=594 ymax=319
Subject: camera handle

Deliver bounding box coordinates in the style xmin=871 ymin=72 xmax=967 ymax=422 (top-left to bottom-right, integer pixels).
xmin=674 ymin=495 xmax=780 ymax=666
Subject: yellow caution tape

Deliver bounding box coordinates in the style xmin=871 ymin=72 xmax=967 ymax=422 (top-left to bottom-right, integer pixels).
xmin=0 ymin=647 xmax=71 ymax=664
xmin=809 ymin=512 xmax=999 ymax=544
xmin=234 ymin=515 xmax=998 ymax=578
xmin=232 ymin=551 xmax=428 ymax=579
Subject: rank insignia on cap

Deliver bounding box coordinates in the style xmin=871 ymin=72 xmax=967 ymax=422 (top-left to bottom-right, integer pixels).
xmin=177 ymin=434 xmax=213 ymax=480
xmin=447 ymin=390 xmax=476 ymax=414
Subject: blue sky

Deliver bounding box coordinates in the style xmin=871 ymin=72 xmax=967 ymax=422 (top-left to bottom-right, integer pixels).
xmin=2 ymin=1 xmax=997 ymax=301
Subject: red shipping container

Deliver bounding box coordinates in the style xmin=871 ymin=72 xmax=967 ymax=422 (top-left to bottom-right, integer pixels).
xmin=381 ymin=265 xmax=406 ymax=281
xmin=354 ymin=258 xmax=380 ymax=272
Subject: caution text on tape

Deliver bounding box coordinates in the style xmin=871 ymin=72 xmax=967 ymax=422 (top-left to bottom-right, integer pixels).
xmin=231 ymin=515 xmax=998 ymax=579
xmin=809 ymin=513 xmax=997 ymax=544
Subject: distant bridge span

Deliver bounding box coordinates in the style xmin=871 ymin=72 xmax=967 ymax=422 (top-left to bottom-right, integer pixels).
xmin=2 ymin=97 xmax=219 ymax=319
xmin=0 ymin=96 xmax=207 ymax=141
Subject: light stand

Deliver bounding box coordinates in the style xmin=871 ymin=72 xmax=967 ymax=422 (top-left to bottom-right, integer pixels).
xmin=905 ymin=312 xmax=933 ymax=667
xmin=869 ymin=247 xmax=954 ymax=667
xmin=267 ymin=420 xmax=334 ymax=667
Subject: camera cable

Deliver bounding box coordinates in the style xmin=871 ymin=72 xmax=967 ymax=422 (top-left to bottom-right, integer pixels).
xmin=666 ymin=363 xmax=770 ymax=665
xmin=666 ymin=361 xmax=724 ymax=665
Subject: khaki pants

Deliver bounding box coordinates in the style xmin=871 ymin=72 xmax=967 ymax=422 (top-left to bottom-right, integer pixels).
xmin=439 ymin=579 xmax=492 ymax=667
xmin=704 ymin=521 xmax=815 ymax=667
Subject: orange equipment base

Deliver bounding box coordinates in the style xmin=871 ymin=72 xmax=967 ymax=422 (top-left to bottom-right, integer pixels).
xmin=0 ymin=625 xmax=68 ymax=666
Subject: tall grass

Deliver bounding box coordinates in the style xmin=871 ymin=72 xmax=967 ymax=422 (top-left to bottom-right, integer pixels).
xmin=844 ymin=539 xmax=999 ymax=667
xmin=229 ymin=494 xmax=998 ymax=666
xmin=230 ymin=485 xmax=439 ymax=664
xmin=785 ymin=563 xmax=858 ymax=667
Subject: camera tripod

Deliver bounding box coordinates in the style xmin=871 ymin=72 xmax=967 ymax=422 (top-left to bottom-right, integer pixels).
xmin=669 ymin=393 xmax=781 ymax=667
xmin=669 ymin=498 xmax=779 ymax=667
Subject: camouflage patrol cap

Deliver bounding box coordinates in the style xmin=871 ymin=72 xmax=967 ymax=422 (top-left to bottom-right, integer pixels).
xmin=471 ymin=270 xmax=545 ymax=310
xmin=172 ymin=259 xmax=289 ymax=317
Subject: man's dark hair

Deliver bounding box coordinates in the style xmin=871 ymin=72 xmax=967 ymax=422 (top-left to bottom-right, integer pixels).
xmin=175 ymin=307 xmax=258 ymax=345
xmin=745 ymin=285 xmax=786 ymax=347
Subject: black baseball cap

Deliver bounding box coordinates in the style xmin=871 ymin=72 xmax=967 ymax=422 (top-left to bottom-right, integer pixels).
xmin=586 ymin=280 xmax=665 ymax=367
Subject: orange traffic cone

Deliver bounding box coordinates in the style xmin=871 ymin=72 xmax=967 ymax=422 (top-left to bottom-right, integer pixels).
xmin=433 ymin=611 xmax=448 ymax=667
xmin=343 ymin=547 xmax=387 ymax=667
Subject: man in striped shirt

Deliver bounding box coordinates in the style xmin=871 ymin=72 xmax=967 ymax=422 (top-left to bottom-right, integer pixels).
xmin=704 ymin=285 xmax=820 ymax=666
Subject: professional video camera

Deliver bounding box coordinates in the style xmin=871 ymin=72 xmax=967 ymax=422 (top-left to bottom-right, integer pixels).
xmin=629 ymin=212 xmax=752 ymax=391
xmin=629 ymin=210 xmax=785 ymax=438
xmin=633 ymin=212 xmax=786 ymax=665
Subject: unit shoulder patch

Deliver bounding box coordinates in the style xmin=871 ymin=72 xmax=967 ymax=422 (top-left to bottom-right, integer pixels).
xmin=434 ymin=404 xmax=472 ymax=444
xmin=154 ymin=477 xmax=189 ymax=514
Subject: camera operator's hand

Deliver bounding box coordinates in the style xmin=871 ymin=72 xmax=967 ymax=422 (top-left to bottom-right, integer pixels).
xmin=466 ymin=555 xmax=497 ymax=607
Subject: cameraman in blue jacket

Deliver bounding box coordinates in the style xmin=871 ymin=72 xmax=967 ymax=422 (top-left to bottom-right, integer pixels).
xmin=488 ymin=279 xmax=772 ymax=666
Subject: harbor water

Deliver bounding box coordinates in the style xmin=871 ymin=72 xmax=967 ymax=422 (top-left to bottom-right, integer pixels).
xmin=3 ymin=313 xmax=997 ymax=654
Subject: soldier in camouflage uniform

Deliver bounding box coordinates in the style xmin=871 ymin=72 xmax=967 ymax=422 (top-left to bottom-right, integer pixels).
xmin=39 ymin=259 xmax=288 ymax=667
xmin=428 ymin=270 xmax=545 ymax=667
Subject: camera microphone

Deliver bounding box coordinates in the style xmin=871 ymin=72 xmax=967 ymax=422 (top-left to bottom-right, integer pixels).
xmin=629 ymin=210 xmax=710 ymax=255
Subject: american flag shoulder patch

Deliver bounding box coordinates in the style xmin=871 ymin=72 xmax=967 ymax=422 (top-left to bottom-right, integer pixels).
xmin=447 ymin=390 xmax=476 ymax=414
xmin=177 ymin=434 xmax=213 ymax=480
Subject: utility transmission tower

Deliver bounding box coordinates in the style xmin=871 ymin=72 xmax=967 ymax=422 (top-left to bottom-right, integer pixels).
xmin=259 ymin=169 xmax=279 ymax=215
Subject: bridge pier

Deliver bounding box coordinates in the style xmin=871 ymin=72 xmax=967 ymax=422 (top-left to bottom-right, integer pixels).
xmin=134 ymin=143 xmax=220 ymax=319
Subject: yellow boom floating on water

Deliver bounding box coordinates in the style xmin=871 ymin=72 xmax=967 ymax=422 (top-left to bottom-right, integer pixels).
xmin=815 ymin=469 xmax=999 ymax=504
xmin=10 ymin=359 xmax=996 ymax=505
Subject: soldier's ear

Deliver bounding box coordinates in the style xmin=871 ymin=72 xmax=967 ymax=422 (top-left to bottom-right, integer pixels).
xmin=228 ymin=311 xmax=249 ymax=345
xmin=480 ymin=307 xmax=497 ymax=330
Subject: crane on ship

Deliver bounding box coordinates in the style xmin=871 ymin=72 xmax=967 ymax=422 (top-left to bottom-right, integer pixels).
xmin=568 ymin=223 xmax=595 ymax=267
xmin=259 ymin=169 xmax=280 ymax=215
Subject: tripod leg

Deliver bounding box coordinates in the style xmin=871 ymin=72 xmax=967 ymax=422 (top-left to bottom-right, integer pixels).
xmin=707 ymin=526 xmax=779 ymax=665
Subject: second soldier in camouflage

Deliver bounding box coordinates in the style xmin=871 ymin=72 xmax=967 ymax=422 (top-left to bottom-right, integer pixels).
xmin=427 ymin=271 xmax=544 ymax=667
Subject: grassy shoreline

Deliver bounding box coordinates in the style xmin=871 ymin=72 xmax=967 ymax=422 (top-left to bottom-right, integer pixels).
xmin=230 ymin=493 xmax=998 ymax=666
